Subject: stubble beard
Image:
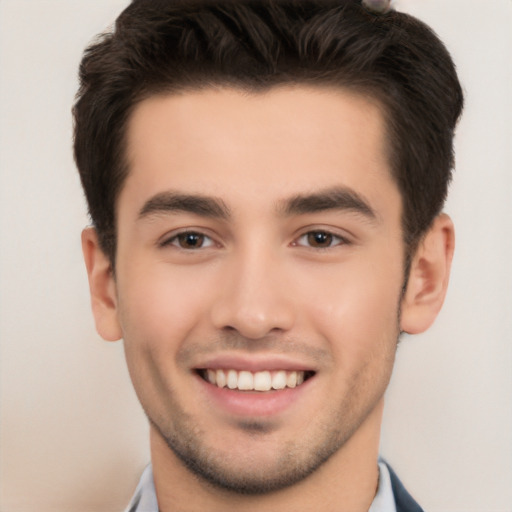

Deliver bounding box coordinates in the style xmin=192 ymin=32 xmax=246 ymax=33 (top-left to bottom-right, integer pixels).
xmin=151 ymin=411 xmax=354 ymax=495
xmin=148 ymin=341 xmax=398 ymax=496
xmin=143 ymin=294 xmax=403 ymax=496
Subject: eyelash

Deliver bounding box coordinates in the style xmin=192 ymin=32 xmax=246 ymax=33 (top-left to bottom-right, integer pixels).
xmin=160 ymin=229 xmax=350 ymax=251
xmin=294 ymin=230 xmax=349 ymax=249
xmin=160 ymin=231 xmax=216 ymax=250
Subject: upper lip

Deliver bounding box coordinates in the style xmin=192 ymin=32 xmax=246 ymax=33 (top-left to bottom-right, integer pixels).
xmin=194 ymin=354 xmax=317 ymax=373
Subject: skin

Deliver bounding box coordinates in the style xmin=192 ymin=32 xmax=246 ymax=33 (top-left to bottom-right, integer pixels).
xmin=82 ymin=86 xmax=454 ymax=511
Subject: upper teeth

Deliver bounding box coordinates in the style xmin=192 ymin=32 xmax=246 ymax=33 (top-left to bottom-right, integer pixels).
xmin=204 ymin=369 xmax=305 ymax=391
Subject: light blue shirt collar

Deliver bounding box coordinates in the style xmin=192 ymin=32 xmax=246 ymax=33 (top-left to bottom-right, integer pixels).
xmin=124 ymin=464 xmax=158 ymax=512
xmin=370 ymin=461 xmax=397 ymax=512
xmin=125 ymin=461 xmax=396 ymax=512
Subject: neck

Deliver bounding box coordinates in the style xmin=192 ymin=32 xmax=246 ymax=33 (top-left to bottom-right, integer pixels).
xmin=151 ymin=400 xmax=384 ymax=512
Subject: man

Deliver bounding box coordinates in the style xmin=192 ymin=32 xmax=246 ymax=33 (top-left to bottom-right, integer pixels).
xmin=73 ymin=0 xmax=463 ymax=510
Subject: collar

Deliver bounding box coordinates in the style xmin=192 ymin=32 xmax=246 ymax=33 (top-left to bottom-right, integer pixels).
xmin=124 ymin=464 xmax=158 ymax=512
xmin=125 ymin=460 xmax=398 ymax=512
xmin=369 ymin=461 xmax=397 ymax=512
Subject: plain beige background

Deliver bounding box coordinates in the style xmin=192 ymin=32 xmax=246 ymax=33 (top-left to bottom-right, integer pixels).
xmin=0 ymin=0 xmax=511 ymax=511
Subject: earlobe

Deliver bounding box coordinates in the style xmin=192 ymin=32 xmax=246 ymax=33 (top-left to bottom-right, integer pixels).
xmin=400 ymin=214 xmax=455 ymax=335
xmin=81 ymin=227 xmax=123 ymax=341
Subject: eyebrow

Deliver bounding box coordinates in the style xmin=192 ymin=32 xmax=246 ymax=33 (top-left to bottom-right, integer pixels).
xmin=138 ymin=192 xmax=231 ymax=220
xmin=280 ymin=187 xmax=378 ymax=221
xmin=138 ymin=186 xmax=377 ymax=223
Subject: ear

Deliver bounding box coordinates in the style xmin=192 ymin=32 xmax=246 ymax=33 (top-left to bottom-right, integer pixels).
xmin=400 ymin=214 xmax=455 ymax=334
xmin=81 ymin=227 xmax=123 ymax=341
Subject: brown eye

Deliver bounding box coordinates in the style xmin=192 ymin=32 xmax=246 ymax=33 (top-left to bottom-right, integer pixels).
xmin=178 ymin=233 xmax=204 ymax=248
xmin=295 ymin=230 xmax=347 ymax=249
xmin=307 ymin=231 xmax=334 ymax=248
xmin=169 ymin=232 xmax=213 ymax=249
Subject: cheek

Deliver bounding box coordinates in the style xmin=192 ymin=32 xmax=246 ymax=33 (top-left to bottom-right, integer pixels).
xmin=302 ymin=257 xmax=403 ymax=359
xmin=115 ymin=265 xmax=219 ymax=415
xmin=116 ymin=264 xmax=218 ymax=354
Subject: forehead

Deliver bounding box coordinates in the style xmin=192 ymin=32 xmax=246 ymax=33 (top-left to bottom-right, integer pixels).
xmin=121 ymin=85 xmax=399 ymax=220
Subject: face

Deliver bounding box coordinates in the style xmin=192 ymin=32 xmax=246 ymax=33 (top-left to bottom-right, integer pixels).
xmin=112 ymin=86 xmax=406 ymax=493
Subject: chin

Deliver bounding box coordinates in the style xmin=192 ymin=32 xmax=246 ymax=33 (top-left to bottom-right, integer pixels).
xmin=151 ymin=412 xmax=353 ymax=496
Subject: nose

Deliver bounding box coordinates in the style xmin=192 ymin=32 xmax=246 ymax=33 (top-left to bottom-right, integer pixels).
xmin=210 ymin=246 xmax=296 ymax=340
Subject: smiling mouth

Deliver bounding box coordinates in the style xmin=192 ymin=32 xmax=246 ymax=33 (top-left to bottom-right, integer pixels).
xmin=197 ymin=369 xmax=315 ymax=392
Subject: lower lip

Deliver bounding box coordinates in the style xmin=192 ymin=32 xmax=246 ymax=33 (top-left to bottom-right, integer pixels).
xmin=195 ymin=373 xmax=314 ymax=418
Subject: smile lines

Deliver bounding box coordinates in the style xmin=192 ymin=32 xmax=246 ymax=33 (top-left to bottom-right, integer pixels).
xmin=199 ymin=369 xmax=311 ymax=391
